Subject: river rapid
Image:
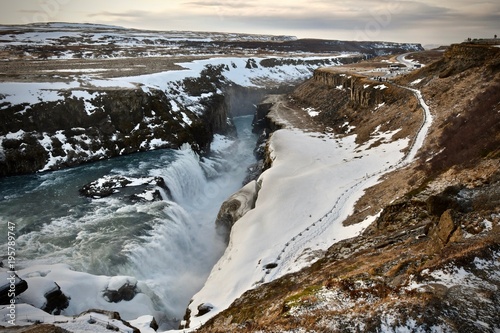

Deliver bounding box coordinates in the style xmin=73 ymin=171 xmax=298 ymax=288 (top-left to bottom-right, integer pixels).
xmin=0 ymin=115 xmax=259 ymax=324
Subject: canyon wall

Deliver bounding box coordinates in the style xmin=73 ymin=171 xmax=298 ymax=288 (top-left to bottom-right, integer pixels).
xmin=0 ymin=87 xmax=230 ymax=176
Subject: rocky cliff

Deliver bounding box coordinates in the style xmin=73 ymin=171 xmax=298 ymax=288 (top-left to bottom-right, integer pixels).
xmin=196 ymin=44 xmax=500 ymax=332
xmin=0 ymin=23 xmax=427 ymax=177
xmin=289 ymin=67 xmax=421 ymax=147
xmin=0 ymin=85 xmax=229 ymax=176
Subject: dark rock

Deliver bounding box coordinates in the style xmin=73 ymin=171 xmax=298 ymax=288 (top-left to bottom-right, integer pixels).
xmin=42 ymin=282 xmax=70 ymax=315
xmin=80 ymin=175 xmax=169 ymax=201
xmin=264 ymin=263 xmax=278 ymax=269
xmin=0 ymin=272 xmax=28 ymax=305
xmin=426 ymin=185 xmax=472 ymax=216
xmin=252 ymin=103 xmax=273 ymax=133
xmin=103 ymin=280 xmax=138 ymax=303
xmin=243 ymin=160 xmax=265 ymax=184
xmin=196 ymin=303 xmax=214 ymax=317
xmin=80 ymin=175 xmax=132 ymax=198
xmin=0 ymin=84 xmax=232 ymax=176
xmin=149 ymin=317 xmax=159 ymax=331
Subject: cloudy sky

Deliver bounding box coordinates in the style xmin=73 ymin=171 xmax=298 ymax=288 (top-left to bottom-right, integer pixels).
xmin=1 ymin=0 xmax=499 ymax=45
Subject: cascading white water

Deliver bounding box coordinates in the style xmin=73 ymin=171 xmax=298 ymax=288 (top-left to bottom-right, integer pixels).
xmin=0 ymin=115 xmax=259 ymax=327
xmin=118 ymin=144 xmax=231 ymax=320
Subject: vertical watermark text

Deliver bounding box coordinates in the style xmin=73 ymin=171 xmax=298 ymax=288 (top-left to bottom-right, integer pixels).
xmin=6 ymin=222 xmax=17 ymax=326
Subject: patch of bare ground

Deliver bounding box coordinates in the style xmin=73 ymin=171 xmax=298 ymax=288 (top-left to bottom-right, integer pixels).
xmin=0 ymin=56 xmax=198 ymax=82
xmin=0 ymin=324 xmax=71 ymax=333
xmin=265 ymin=95 xmax=326 ymax=132
xmin=405 ymin=49 xmax=447 ymax=64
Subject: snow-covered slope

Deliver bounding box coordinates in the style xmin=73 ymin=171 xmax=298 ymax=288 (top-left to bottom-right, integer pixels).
xmin=186 ymin=89 xmax=432 ymax=328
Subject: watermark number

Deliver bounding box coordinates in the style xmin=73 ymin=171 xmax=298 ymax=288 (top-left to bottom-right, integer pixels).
xmin=5 ymin=222 xmax=17 ymax=326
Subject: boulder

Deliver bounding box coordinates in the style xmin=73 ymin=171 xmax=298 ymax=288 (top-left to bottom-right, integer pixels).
xmin=215 ymin=180 xmax=260 ymax=241
xmin=426 ymin=185 xmax=467 ymax=216
xmin=430 ymin=209 xmax=462 ymax=249
xmin=103 ymin=276 xmax=138 ymax=303
xmin=196 ymin=303 xmax=214 ymax=317
xmin=80 ymin=175 xmax=169 ymax=200
xmin=0 ymin=272 xmax=28 ymax=305
xmin=42 ymin=282 xmax=70 ymax=315
xmin=149 ymin=316 xmax=159 ymax=331
xmin=80 ymin=175 xmax=132 ymax=198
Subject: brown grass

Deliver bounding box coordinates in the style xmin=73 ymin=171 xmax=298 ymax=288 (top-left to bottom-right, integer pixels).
xmin=426 ymin=79 xmax=500 ymax=175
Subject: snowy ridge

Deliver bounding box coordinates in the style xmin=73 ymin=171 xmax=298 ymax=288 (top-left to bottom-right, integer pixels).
xmin=0 ymin=56 xmax=347 ymax=110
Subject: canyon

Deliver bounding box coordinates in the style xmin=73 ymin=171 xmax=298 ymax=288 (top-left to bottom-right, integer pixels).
xmin=193 ymin=43 xmax=500 ymax=333
xmin=1 ymin=23 xmax=499 ymax=333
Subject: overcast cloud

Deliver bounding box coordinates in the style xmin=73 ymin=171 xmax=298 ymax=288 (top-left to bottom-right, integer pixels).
xmin=0 ymin=0 xmax=499 ymax=45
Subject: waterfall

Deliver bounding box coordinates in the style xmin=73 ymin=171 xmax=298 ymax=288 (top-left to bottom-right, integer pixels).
xmin=118 ymin=144 xmax=229 ymax=319
xmin=0 ymin=115 xmax=259 ymax=326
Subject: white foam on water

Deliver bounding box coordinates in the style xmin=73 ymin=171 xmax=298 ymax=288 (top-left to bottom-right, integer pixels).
xmin=0 ymin=115 xmax=258 ymax=324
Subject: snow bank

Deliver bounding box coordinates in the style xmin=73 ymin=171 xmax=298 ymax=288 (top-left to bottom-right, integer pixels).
xmin=187 ymin=126 xmax=410 ymax=328
xmin=17 ymin=264 xmax=157 ymax=321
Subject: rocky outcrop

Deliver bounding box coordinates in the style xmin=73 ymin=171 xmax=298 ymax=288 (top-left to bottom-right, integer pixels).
xmin=438 ymin=43 xmax=500 ymax=78
xmin=430 ymin=209 xmax=462 ymax=249
xmin=0 ymin=86 xmax=230 ymax=177
xmin=79 ymin=175 xmax=169 ymax=201
xmin=252 ymin=102 xmax=274 ymax=134
xmin=0 ymin=271 xmax=28 ymax=305
xmin=301 ymin=69 xmax=394 ymax=110
xmin=42 ymin=282 xmax=70 ymax=315
xmin=290 ymin=68 xmax=419 ymax=145
xmin=196 ymin=303 xmax=214 ymax=317
xmin=103 ymin=278 xmax=139 ymax=303
xmin=215 ymin=180 xmax=260 ymax=242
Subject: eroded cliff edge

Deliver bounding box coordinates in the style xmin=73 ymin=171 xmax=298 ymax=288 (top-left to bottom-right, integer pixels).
xmin=0 ymin=68 xmax=231 ymax=176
